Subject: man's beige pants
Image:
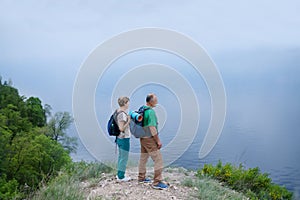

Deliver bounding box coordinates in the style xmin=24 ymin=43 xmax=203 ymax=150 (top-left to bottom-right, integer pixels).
xmin=138 ymin=137 xmax=163 ymax=185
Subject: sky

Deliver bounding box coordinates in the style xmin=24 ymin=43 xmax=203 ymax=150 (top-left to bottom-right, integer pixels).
xmin=1 ymin=0 xmax=300 ymax=112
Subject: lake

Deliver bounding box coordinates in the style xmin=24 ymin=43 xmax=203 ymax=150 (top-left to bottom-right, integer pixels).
xmin=71 ymin=48 xmax=300 ymax=196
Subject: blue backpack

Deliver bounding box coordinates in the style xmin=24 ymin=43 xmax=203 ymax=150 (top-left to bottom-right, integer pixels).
xmin=130 ymin=106 xmax=152 ymax=138
xmin=107 ymin=110 xmax=123 ymax=137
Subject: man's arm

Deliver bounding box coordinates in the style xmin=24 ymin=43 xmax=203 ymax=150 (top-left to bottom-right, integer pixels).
xmin=149 ymin=126 xmax=162 ymax=149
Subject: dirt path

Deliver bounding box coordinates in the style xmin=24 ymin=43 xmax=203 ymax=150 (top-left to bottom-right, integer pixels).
xmin=83 ymin=167 xmax=199 ymax=200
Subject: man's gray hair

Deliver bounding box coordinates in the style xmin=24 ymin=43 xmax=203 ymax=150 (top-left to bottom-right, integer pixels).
xmin=146 ymin=93 xmax=156 ymax=103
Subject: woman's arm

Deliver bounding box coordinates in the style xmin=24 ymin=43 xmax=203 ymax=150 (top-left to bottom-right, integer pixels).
xmin=118 ymin=114 xmax=131 ymax=132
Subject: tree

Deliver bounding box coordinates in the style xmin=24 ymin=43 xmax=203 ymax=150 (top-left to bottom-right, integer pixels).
xmin=25 ymin=97 xmax=46 ymax=127
xmin=46 ymin=112 xmax=77 ymax=153
xmin=0 ymin=78 xmax=74 ymax=199
xmin=44 ymin=104 xmax=52 ymax=118
xmin=0 ymin=82 xmax=23 ymax=110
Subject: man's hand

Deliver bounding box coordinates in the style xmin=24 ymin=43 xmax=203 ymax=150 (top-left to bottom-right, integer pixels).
xmin=152 ymin=132 xmax=162 ymax=149
xmin=149 ymin=126 xmax=162 ymax=149
xmin=157 ymin=141 xmax=162 ymax=149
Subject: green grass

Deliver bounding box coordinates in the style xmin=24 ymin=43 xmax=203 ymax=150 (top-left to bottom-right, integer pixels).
xmin=31 ymin=162 xmax=113 ymax=200
xmin=198 ymin=161 xmax=293 ymax=200
xmin=31 ymin=175 xmax=84 ymax=200
xmin=182 ymin=177 xmax=248 ymax=200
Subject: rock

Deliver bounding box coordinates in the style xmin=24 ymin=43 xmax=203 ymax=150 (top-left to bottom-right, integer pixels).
xmin=170 ymin=185 xmax=178 ymax=190
xmin=87 ymin=189 xmax=97 ymax=200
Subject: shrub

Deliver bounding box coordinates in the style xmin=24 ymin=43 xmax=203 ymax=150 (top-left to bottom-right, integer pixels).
xmin=0 ymin=176 xmax=21 ymax=200
xmin=182 ymin=178 xmax=195 ymax=188
xmin=197 ymin=161 xmax=293 ymax=200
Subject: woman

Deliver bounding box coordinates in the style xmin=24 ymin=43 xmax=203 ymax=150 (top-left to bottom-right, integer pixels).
xmin=115 ymin=96 xmax=131 ymax=182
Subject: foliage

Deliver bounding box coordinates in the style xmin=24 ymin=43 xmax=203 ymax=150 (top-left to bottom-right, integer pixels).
xmin=31 ymin=174 xmax=84 ymax=200
xmin=197 ymin=161 xmax=293 ymax=200
xmin=0 ymin=78 xmax=74 ymax=199
xmin=25 ymin=97 xmax=46 ymax=127
xmin=182 ymin=177 xmax=248 ymax=199
xmin=46 ymin=112 xmax=77 ymax=153
xmin=63 ymin=161 xmax=113 ymax=181
xmin=32 ymin=162 xmax=113 ymax=200
xmin=0 ymin=176 xmax=20 ymax=200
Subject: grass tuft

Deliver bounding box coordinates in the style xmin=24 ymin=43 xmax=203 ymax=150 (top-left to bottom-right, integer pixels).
xmin=182 ymin=177 xmax=248 ymax=200
xmin=31 ymin=162 xmax=113 ymax=200
xmin=32 ymin=175 xmax=84 ymax=200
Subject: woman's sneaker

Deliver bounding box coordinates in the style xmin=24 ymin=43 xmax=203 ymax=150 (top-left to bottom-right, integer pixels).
xmin=116 ymin=175 xmax=131 ymax=182
xmin=152 ymin=182 xmax=169 ymax=190
xmin=138 ymin=178 xmax=151 ymax=183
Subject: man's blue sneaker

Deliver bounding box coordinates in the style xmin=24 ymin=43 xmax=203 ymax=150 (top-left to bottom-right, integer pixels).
xmin=152 ymin=182 xmax=169 ymax=190
xmin=138 ymin=178 xmax=151 ymax=183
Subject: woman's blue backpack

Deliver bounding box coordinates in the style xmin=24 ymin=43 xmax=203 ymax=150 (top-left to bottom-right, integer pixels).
xmin=107 ymin=111 xmax=121 ymax=136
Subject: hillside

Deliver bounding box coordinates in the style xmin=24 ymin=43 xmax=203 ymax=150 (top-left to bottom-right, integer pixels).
xmin=32 ymin=162 xmax=248 ymax=200
xmin=85 ymin=167 xmax=248 ymax=200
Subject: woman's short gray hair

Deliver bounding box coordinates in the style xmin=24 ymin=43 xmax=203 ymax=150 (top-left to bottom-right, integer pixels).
xmin=118 ymin=96 xmax=130 ymax=107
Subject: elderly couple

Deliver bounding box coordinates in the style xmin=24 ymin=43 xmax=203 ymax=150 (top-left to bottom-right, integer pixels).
xmin=114 ymin=93 xmax=168 ymax=190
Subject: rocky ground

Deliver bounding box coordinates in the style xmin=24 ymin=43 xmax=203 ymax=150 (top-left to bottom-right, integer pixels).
xmin=82 ymin=167 xmax=199 ymax=200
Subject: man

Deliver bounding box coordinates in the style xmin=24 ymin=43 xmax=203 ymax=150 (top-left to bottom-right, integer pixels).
xmin=138 ymin=93 xmax=168 ymax=189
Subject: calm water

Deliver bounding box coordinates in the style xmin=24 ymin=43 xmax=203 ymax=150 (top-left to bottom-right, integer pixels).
xmin=72 ymin=87 xmax=300 ymax=196
xmin=71 ymin=49 xmax=300 ymax=196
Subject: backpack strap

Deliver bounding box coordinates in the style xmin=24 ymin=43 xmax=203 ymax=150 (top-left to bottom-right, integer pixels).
xmin=139 ymin=105 xmax=151 ymax=126
xmin=114 ymin=110 xmax=127 ymax=133
xmin=113 ymin=110 xmax=125 ymax=120
xmin=114 ymin=110 xmax=127 ymax=120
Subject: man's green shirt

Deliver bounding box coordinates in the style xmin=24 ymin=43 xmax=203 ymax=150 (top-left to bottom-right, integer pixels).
xmin=143 ymin=105 xmax=158 ymax=131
